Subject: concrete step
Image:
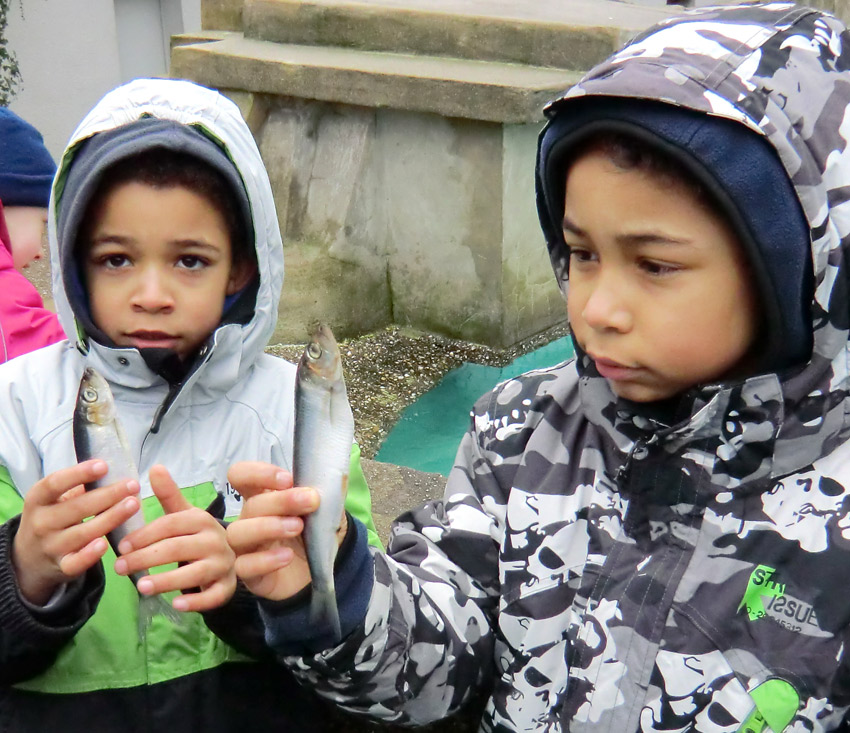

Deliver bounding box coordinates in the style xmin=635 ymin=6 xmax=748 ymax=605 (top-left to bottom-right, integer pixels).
xmin=240 ymin=0 xmax=675 ymax=70
xmin=171 ymin=32 xmax=585 ymax=123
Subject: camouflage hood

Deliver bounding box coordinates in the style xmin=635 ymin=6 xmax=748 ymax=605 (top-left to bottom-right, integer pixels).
xmin=535 ymin=2 xmax=850 ymax=485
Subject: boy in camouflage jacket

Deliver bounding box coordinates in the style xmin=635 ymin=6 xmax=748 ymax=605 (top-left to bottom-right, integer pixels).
xmin=228 ymin=3 xmax=850 ymax=731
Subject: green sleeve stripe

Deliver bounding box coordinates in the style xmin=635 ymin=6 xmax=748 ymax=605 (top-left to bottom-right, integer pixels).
xmin=0 ymin=465 xmax=24 ymax=521
xmin=345 ymin=443 xmax=382 ymax=550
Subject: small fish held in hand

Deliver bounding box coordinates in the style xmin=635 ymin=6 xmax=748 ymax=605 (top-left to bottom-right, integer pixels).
xmin=294 ymin=324 xmax=355 ymax=641
xmin=73 ymin=366 xmax=182 ymax=639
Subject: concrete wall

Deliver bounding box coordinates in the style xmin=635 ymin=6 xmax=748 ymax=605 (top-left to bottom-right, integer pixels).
xmin=806 ymin=1 xmax=850 ymax=24
xmin=243 ymin=94 xmax=562 ymax=348
xmin=6 ymin=0 xmax=200 ymax=160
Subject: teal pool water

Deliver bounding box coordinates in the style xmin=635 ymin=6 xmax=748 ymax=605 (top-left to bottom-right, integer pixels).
xmin=375 ymin=336 xmax=575 ymax=476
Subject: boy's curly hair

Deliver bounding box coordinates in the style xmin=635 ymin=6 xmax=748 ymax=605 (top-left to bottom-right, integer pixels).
xmin=78 ymin=148 xmax=256 ymax=269
xmin=579 ymin=130 xmax=708 ymax=208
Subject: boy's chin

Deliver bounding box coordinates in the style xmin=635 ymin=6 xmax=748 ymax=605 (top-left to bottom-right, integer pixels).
xmin=607 ymin=380 xmax=682 ymax=404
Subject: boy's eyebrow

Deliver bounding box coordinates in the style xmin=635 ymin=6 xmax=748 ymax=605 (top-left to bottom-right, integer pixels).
xmin=562 ymin=215 xmax=694 ymax=247
xmin=88 ymin=236 xmax=221 ymax=250
xmin=169 ymin=239 xmax=221 ymax=251
xmin=89 ymin=234 xmax=134 ymax=247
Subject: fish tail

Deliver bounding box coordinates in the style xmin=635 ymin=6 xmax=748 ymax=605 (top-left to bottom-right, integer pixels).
xmin=310 ymin=587 xmax=342 ymax=642
xmin=137 ymin=592 xmax=183 ymax=640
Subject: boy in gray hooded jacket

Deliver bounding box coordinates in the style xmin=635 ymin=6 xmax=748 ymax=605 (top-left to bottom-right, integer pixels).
xmin=229 ymin=3 xmax=850 ymax=732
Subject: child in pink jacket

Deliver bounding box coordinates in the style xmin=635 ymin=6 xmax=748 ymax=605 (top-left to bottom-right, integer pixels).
xmin=0 ymin=108 xmax=65 ymax=361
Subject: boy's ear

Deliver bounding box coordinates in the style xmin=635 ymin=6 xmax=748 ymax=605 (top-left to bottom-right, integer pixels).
xmin=226 ymin=260 xmax=257 ymax=295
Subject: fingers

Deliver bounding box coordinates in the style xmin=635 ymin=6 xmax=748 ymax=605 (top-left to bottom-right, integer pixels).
xmin=172 ymin=577 xmax=237 ymax=613
xmin=239 ymin=485 xmax=319 ymax=520
xmin=14 ymin=467 xmax=141 ymax=605
xmin=24 ymin=481 xmax=140 ymax=554
xmin=115 ymin=508 xmax=225 ymax=568
xmin=226 ymin=513 xmax=305 ymax=555
xmin=59 ymin=491 xmax=141 ymax=552
xmin=226 ymin=492 xmax=314 ymax=601
xmin=148 ymin=464 xmax=193 ymax=515
xmin=137 ymin=561 xmax=237 ymax=613
xmin=232 ymin=541 xmax=296 ymax=583
xmin=58 ymin=485 xmax=85 ymax=503
xmin=226 ymin=461 xmax=293 ymax=501
xmin=114 ymin=508 xmax=238 ymax=611
xmin=58 ymin=536 xmax=110 ymax=577
xmin=28 ymin=460 xmax=108 ymax=507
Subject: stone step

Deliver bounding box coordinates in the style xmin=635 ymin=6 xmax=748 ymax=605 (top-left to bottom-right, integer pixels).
xmin=171 ymin=32 xmax=585 ymax=123
xmin=239 ymin=0 xmax=674 ymax=70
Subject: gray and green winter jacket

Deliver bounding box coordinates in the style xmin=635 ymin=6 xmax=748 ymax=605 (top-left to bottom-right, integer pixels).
xmin=264 ymin=4 xmax=850 ymax=732
xmin=0 ymin=78 xmax=378 ymax=732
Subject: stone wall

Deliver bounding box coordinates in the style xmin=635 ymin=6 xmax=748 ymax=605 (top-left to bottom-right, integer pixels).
xmin=807 ymin=0 xmax=850 ymax=24
xmin=171 ymin=0 xmax=682 ymax=346
xmin=214 ymin=89 xmax=563 ymax=347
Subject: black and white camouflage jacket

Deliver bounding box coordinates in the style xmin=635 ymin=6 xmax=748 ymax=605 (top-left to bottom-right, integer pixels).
xmin=264 ymin=4 xmax=850 ymax=731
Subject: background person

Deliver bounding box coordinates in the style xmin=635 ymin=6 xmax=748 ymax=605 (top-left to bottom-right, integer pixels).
xmin=0 ymin=107 xmax=64 ymax=361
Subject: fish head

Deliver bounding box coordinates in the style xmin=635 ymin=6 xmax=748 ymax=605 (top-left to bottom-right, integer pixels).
xmin=75 ymin=367 xmax=118 ymax=426
xmin=298 ymin=324 xmax=344 ymax=387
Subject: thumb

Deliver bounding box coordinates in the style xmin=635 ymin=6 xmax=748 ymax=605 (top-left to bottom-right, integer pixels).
xmin=227 ymin=461 xmax=292 ymax=501
xmin=149 ymin=464 xmax=192 ymax=514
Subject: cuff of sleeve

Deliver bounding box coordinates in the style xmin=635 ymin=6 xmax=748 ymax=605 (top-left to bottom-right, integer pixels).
xmin=259 ymin=513 xmax=375 ymax=655
xmin=19 ymin=576 xmax=87 ymax=616
xmin=0 ymin=515 xmax=105 ymax=633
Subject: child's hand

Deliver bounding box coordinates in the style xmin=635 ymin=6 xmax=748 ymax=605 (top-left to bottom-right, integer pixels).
xmin=12 ymin=459 xmax=142 ymax=605
xmin=112 ymin=464 xmax=236 ymax=613
xmin=225 ymin=461 xmax=321 ymax=601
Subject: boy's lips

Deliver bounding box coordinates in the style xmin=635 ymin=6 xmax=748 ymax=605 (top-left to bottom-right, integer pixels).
xmin=590 ymin=355 xmax=641 ymax=381
xmin=126 ymin=331 xmax=179 ymax=349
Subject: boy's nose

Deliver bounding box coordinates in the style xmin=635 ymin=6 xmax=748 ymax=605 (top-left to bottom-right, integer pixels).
xmin=580 ymin=280 xmax=632 ymax=333
xmin=131 ymin=269 xmax=175 ymax=312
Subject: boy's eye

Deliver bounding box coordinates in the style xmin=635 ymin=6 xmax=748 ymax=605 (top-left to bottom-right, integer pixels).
xmin=100 ymin=254 xmax=131 ymax=269
xmin=639 ymin=259 xmax=679 ymax=276
xmin=177 ymin=255 xmax=208 ymax=270
xmin=567 ymin=246 xmax=596 ymax=264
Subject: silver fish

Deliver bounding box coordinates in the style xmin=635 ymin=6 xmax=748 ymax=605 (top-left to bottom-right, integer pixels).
xmin=294 ymin=324 xmax=354 ymax=641
xmin=73 ymin=366 xmax=181 ymax=638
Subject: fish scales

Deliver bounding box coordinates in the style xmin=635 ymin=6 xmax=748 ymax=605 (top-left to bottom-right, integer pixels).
xmin=293 ymin=324 xmax=354 ymax=641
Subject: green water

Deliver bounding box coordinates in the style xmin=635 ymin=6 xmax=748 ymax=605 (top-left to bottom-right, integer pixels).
xmin=376 ymin=336 xmax=575 ymax=476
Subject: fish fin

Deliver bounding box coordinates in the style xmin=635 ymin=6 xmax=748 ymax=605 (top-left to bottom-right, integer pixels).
xmin=310 ymin=587 xmax=342 ymax=642
xmin=137 ymin=592 xmax=183 ymax=640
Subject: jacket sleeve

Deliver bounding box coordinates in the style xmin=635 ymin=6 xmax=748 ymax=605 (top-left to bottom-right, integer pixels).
xmin=0 ymin=510 xmax=105 ymax=685
xmin=343 ymin=442 xmax=382 ymax=549
xmin=201 ymin=579 xmax=278 ymax=661
xmin=260 ymin=390 xmax=511 ymax=726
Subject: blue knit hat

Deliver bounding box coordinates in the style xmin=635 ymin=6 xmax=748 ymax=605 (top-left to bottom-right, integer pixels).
xmin=0 ymin=108 xmax=56 ymax=207
xmin=536 ymin=97 xmax=814 ymax=372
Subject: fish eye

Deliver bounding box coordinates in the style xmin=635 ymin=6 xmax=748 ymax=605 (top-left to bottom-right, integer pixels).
xmin=82 ymin=387 xmax=99 ymax=403
xmin=307 ymin=342 xmax=323 ymax=360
